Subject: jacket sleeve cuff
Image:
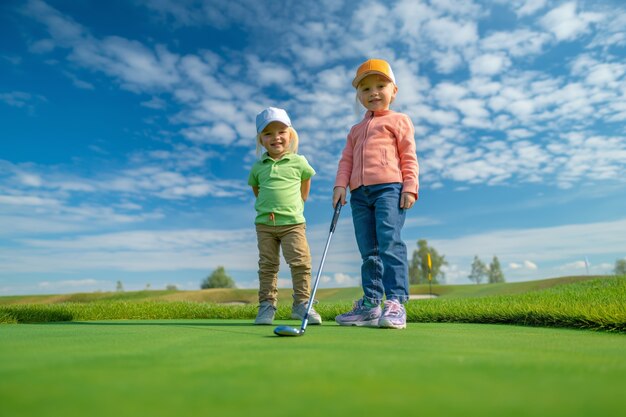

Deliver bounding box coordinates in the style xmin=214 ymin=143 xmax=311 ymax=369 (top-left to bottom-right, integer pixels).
xmin=334 ymin=177 xmax=349 ymax=189
xmin=402 ymin=182 xmax=419 ymax=199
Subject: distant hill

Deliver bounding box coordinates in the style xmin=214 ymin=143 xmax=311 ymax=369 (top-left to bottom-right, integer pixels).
xmin=0 ymin=275 xmax=607 ymax=306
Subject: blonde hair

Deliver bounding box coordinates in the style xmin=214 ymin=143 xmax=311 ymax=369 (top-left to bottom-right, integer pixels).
xmin=256 ymin=126 xmax=299 ymax=158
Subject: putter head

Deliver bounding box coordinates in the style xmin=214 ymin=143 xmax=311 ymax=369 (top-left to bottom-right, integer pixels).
xmin=273 ymin=325 xmax=303 ymax=337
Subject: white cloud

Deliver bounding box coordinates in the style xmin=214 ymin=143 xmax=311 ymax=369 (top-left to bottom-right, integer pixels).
xmin=14 ymin=0 xmax=625 ymax=197
xmin=470 ymin=53 xmax=511 ymax=76
xmin=181 ymin=123 xmax=238 ymax=145
xmin=509 ymin=260 xmax=538 ymax=270
xmin=524 ymin=260 xmax=538 ymax=270
xmin=424 ymin=17 xmax=478 ymax=47
xmin=481 ymin=29 xmax=550 ymax=57
xmin=352 ymin=2 xmax=395 ymax=39
xmin=0 ymin=215 xmax=87 ymax=235
xmin=2 ymin=229 xmax=259 ymax=274
xmin=394 ymin=0 xmax=434 ymax=38
xmin=557 ymin=260 xmax=586 ymax=270
xmin=141 ymin=96 xmax=167 ymax=109
xmin=254 ymin=62 xmax=294 ymax=87
xmin=24 ymin=0 xmax=84 ymax=44
xmin=431 ymin=50 xmax=464 ymax=74
xmin=514 ymin=0 xmax=548 ymax=17
xmin=39 ymin=279 xmax=100 ymax=288
xmin=433 ymin=82 xmax=468 ymax=104
xmin=455 ymin=98 xmax=490 ymax=119
xmin=430 ymin=0 xmax=483 ymax=18
xmin=540 ymin=2 xmax=604 ymax=42
xmin=320 ymin=272 xmax=360 ymax=288
xmin=431 ymin=218 xmax=626 ymax=263
xmin=414 ymin=105 xmax=460 ymax=125
xmin=0 ymin=91 xmax=46 ymax=108
xmin=0 ymin=194 xmax=60 ymax=207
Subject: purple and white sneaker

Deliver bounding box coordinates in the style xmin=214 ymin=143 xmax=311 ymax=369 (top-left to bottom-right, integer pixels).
xmin=378 ymin=299 xmax=406 ymax=329
xmin=335 ymin=299 xmax=382 ymax=327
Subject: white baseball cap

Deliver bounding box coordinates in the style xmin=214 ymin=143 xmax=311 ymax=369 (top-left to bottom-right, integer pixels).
xmin=256 ymin=107 xmax=292 ymax=134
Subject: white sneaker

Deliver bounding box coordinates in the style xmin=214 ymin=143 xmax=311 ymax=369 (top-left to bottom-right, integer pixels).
xmin=254 ymin=301 xmax=276 ymax=325
xmin=378 ymin=299 xmax=407 ymax=329
xmin=335 ymin=299 xmax=382 ymax=327
xmin=291 ymin=302 xmax=322 ymax=325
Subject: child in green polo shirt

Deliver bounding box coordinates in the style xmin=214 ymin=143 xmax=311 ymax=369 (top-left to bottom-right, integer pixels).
xmin=248 ymin=107 xmax=322 ymax=326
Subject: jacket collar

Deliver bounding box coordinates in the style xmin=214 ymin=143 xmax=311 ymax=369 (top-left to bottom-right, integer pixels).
xmin=367 ymin=109 xmax=393 ymax=118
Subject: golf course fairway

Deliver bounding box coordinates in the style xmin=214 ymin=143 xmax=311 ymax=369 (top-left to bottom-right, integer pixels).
xmin=1 ymin=320 xmax=624 ymax=417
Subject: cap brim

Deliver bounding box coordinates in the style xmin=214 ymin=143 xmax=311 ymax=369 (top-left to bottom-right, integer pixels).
xmin=257 ymin=119 xmax=291 ymax=134
xmin=352 ymin=71 xmax=395 ymax=88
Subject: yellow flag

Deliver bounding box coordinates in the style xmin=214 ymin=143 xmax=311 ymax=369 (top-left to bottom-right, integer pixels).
xmin=427 ymin=253 xmax=432 ymax=281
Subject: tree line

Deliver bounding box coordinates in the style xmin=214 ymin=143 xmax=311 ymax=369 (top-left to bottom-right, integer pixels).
xmin=201 ymin=243 xmax=626 ymax=289
xmin=408 ymin=239 xmax=505 ymax=285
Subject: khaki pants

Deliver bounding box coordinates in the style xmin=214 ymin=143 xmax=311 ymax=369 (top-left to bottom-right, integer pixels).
xmin=255 ymin=223 xmax=312 ymax=305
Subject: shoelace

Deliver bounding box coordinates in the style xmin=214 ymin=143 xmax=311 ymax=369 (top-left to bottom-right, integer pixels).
xmin=383 ymin=301 xmax=403 ymax=317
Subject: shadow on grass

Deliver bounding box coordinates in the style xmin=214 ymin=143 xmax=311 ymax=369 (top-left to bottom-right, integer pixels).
xmin=42 ymin=320 xmax=372 ymax=338
xmin=42 ymin=320 xmax=267 ymax=337
xmin=60 ymin=321 xmax=255 ymax=327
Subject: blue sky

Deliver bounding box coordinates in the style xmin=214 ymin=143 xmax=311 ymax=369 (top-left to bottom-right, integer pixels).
xmin=1 ymin=0 xmax=625 ymax=295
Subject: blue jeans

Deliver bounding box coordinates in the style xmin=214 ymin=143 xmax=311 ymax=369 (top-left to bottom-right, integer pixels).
xmin=350 ymin=183 xmax=409 ymax=305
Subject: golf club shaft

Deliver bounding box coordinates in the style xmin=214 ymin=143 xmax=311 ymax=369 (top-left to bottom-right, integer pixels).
xmin=300 ymin=203 xmax=342 ymax=332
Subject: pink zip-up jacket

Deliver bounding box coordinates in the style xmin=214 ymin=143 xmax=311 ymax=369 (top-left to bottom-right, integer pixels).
xmin=334 ymin=110 xmax=419 ymax=198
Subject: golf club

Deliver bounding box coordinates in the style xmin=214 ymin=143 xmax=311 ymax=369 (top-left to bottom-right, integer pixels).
xmin=274 ymin=202 xmax=342 ymax=337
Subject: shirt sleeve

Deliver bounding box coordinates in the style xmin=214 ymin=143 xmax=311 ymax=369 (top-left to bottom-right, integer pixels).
xmin=299 ymin=155 xmax=316 ymax=180
xmin=248 ymin=164 xmax=259 ymax=187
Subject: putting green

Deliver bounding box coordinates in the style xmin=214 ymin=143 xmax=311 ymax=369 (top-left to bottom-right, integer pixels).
xmin=0 ymin=320 xmax=624 ymax=417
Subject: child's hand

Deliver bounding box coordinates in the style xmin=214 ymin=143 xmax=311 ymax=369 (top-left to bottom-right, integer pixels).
xmin=400 ymin=192 xmax=416 ymax=209
xmin=333 ymin=186 xmax=346 ymax=207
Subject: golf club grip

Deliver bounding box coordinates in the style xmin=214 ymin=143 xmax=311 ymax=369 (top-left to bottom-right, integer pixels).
xmin=330 ymin=203 xmax=342 ymax=233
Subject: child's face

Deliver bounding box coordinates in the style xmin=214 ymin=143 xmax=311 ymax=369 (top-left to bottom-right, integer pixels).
xmin=259 ymin=121 xmax=291 ymax=159
xmin=356 ymin=74 xmax=398 ymax=112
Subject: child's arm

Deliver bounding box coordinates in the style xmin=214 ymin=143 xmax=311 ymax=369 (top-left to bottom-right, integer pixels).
xmin=301 ymin=179 xmax=311 ymax=202
xmin=396 ymin=115 xmax=419 ymax=201
xmin=252 ymin=186 xmax=259 ymax=198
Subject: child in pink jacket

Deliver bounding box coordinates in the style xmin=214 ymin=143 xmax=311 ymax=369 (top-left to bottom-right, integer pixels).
xmin=332 ymin=58 xmax=419 ymax=330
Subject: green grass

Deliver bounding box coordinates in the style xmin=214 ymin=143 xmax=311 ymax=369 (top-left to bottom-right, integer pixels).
xmin=403 ymin=277 xmax=626 ymax=332
xmin=1 ymin=276 xmax=625 ymax=416
xmin=410 ymin=275 xmax=606 ymax=298
xmin=1 ymin=277 xmax=624 ymax=332
xmin=0 ymin=321 xmax=624 ymax=417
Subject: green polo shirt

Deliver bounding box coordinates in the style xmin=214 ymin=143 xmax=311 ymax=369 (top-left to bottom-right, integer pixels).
xmin=248 ymin=152 xmax=316 ymax=226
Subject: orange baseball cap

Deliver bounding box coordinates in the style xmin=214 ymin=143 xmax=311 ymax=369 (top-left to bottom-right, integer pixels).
xmin=352 ymin=58 xmax=396 ymax=88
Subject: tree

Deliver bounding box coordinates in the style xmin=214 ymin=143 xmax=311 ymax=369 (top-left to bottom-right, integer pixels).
xmin=115 ymin=280 xmax=124 ymax=292
xmin=201 ymin=266 xmax=237 ymax=289
xmin=409 ymin=239 xmax=448 ymax=284
xmin=468 ymin=255 xmax=487 ymax=284
xmin=615 ymin=259 xmax=626 ymax=276
xmin=488 ymin=256 xmax=505 ymax=283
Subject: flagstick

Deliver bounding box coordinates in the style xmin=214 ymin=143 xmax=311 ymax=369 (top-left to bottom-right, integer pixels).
xmin=427 ymin=253 xmax=432 ymax=297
